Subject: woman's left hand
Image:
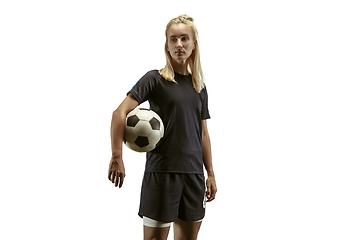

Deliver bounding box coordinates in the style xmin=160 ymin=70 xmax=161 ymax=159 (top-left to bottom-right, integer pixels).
xmin=206 ymin=176 xmax=217 ymax=202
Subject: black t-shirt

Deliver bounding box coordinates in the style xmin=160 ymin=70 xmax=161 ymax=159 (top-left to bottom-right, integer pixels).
xmin=128 ymin=70 xmax=210 ymax=173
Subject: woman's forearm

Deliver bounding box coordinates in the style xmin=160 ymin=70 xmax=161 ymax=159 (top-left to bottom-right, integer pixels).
xmin=110 ymin=94 xmax=139 ymax=158
xmin=202 ymin=120 xmax=215 ymax=177
xmin=111 ymin=110 xmax=126 ymax=158
xmin=202 ymin=133 xmax=214 ymax=176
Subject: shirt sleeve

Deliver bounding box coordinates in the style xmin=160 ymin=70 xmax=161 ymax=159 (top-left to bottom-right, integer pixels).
xmin=127 ymin=71 xmax=157 ymax=104
xmin=200 ymin=86 xmax=211 ymax=120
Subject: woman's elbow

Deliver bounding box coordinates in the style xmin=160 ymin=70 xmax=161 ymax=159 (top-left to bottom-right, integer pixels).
xmin=202 ymin=129 xmax=209 ymax=139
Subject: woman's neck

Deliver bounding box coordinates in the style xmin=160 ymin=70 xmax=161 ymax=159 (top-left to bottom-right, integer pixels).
xmin=172 ymin=59 xmax=189 ymax=75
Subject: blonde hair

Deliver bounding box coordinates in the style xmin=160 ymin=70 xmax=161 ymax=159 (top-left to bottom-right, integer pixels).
xmin=159 ymin=14 xmax=205 ymax=93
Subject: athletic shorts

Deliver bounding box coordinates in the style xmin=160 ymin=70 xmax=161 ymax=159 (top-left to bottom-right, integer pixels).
xmin=138 ymin=173 xmax=206 ymax=223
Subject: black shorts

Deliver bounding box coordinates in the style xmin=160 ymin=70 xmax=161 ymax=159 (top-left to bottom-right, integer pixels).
xmin=138 ymin=173 xmax=206 ymax=223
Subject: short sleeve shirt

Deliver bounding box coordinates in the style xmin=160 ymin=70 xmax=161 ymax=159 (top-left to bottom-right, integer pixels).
xmin=128 ymin=70 xmax=210 ymax=173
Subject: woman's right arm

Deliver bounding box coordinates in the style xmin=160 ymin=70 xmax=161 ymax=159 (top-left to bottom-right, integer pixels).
xmin=108 ymin=93 xmax=139 ymax=188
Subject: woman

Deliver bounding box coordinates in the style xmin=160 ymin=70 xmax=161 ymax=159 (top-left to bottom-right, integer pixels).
xmin=108 ymin=15 xmax=217 ymax=240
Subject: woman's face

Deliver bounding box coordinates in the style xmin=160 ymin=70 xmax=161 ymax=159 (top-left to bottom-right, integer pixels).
xmin=166 ymin=23 xmax=196 ymax=63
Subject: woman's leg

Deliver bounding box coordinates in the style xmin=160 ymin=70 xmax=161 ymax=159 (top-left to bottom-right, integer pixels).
xmin=173 ymin=219 xmax=202 ymax=240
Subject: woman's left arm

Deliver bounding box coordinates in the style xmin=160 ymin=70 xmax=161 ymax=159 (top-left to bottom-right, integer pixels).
xmin=202 ymin=120 xmax=217 ymax=202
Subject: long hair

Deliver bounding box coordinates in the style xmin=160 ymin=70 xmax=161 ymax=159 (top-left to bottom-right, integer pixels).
xmin=159 ymin=15 xmax=205 ymax=93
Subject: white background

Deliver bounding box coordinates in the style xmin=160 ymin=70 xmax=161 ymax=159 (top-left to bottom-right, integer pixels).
xmin=1 ymin=0 xmax=359 ymax=239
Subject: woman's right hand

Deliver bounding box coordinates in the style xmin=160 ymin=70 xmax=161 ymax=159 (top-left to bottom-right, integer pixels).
xmin=108 ymin=156 xmax=126 ymax=188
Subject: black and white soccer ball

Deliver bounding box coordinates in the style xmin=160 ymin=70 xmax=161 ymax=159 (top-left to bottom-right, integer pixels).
xmin=124 ymin=108 xmax=164 ymax=152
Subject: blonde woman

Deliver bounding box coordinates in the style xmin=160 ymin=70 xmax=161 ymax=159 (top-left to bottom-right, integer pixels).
xmin=108 ymin=15 xmax=217 ymax=240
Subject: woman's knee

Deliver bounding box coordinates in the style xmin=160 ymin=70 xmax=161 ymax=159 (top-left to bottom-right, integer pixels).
xmin=173 ymin=219 xmax=202 ymax=240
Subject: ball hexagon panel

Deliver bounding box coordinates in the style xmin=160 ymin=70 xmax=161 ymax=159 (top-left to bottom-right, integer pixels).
xmin=136 ymin=108 xmax=154 ymax=121
xmin=134 ymin=120 xmax=152 ymax=137
xmin=140 ymin=144 xmax=156 ymax=152
xmin=125 ymin=142 xmax=141 ymax=152
xmin=150 ymin=111 xmax=162 ymax=123
xmin=128 ymin=108 xmax=139 ymax=116
xmin=147 ymin=131 xmax=161 ymax=144
xmin=158 ymin=123 xmax=164 ymax=138
xmin=124 ymin=126 xmax=138 ymax=143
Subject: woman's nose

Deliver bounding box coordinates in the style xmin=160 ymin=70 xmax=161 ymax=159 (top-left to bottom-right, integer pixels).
xmin=176 ymin=39 xmax=182 ymax=47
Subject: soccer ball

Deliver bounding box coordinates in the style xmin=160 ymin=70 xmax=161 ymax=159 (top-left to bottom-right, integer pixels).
xmin=124 ymin=108 xmax=164 ymax=152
